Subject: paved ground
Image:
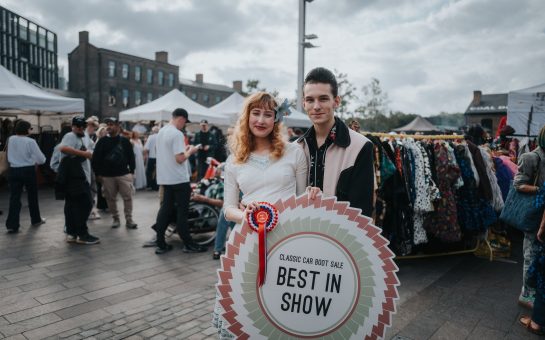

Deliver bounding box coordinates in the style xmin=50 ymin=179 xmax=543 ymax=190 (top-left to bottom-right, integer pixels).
xmin=0 ymin=188 xmax=540 ymax=339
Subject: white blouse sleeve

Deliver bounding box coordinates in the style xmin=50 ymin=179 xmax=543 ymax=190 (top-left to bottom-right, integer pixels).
xmin=294 ymin=146 xmax=308 ymax=196
xmin=223 ymin=157 xmax=240 ymax=210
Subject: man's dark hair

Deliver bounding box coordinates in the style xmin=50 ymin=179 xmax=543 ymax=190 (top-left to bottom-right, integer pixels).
xmin=14 ymin=120 xmax=31 ymax=135
xmin=304 ymin=67 xmax=338 ymax=97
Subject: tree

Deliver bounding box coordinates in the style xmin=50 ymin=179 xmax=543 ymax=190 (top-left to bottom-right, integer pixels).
xmin=355 ymin=78 xmax=389 ymax=118
xmin=334 ymin=70 xmax=358 ymax=119
xmin=245 ymin=79 xmax=279 ymax=98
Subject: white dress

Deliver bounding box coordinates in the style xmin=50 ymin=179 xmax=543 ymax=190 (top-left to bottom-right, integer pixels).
xmin=212 ymin=142 xmax=308 ymax=339
xmin=132 ymin=140 xmax=147 ymax=190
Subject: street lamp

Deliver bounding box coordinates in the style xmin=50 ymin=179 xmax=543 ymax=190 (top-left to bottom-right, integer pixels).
xmin=296 ymin=0 xmax=319 ymax=112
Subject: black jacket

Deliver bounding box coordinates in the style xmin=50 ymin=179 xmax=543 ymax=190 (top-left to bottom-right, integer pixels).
xmin=55 ymin=155 xmax=88 ymax=199
xmin=92 ymin=135 xmax=135 ymax=177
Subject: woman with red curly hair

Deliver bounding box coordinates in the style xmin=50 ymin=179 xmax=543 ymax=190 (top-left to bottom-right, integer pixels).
xmin=212 ymin=92 xmax=315 ymax=338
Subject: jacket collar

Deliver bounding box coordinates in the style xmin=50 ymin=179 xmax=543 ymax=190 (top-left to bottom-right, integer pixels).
xmin=299 ymin=116 xmax=351 ymax=148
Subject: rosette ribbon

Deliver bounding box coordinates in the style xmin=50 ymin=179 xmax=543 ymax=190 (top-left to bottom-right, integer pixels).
xmin=246 ymin=202 xmax=279 ymax=287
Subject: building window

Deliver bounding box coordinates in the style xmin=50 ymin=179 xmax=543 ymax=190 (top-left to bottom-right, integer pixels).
xmin=108 ymin=61 xmax=116 ymax=77
xmin=28 ymin=23 xmax=37 ymax=44
xmin=122 ymin=63 xmax=129 ymax=79
xmin=215 ymin=95 xmax=222 ymax=103
xmin=147 ymin=92 xmax=153 ymax=103
xmin=108 ymin=87 xmax=117 ymax=106
xmin=147 ymin=69 xmax=153 ymax=84
xmin=135 ymin=90 xmax=141 ymax=105
xmin=158 ymin=71 xmax=164 ymax=86
xmin=481 ymin=118 xmax=493 ymax=132
xmin=135 ymin=66 xmax=141 ymax=82
xmin=122 ymin=89 xmax=129 ymax=108
xmin=38 ymin=27 xmax=46 ymax=48
xmin=18 ymin=18 xmax=27 ymax=40
xmin=203 ymin=94 xmax=209 ymax=103
xmin=191 ymin=93 xmax=197 ymax=101
xmin=47 ymin=31 xmax=55 ymax=52
xmin=168 ymin=73 xmax=174 ymax=87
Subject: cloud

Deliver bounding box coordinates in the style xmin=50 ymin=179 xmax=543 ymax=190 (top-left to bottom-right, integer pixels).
xmin=2 ymin=0 xmax=544 ymax=115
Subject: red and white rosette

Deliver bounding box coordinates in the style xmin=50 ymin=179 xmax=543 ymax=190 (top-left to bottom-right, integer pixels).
xmin=245 ymin=202 xmax=279 ymax=287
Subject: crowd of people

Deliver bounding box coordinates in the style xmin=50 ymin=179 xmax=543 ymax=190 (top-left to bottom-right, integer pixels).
xmin=2 ymin=67 xmax=544 ymax=336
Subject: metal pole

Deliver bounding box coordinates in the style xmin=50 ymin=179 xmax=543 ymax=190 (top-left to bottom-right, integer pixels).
xmin=296 ymin=0 xmax=305 ymax=112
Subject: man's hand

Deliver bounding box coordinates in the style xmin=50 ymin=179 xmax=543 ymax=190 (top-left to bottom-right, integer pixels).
xmin=192 ymin=193 xmax=207 ymax=203
xmin=82 ymin=151 xmax=93 ymax=159
xmin=306 ymin=186 xmax=322 ymax=200
xmin=538 ymin=225 xmax=545 ymax=243
xmin=186 ymin=145 xmax=198 ymax=156
xmin=203 ymin=145 xmax=210 ymax=151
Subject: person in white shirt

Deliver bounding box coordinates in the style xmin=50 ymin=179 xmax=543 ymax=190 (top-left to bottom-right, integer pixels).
xmin=153 ymin=108 xmax=205 ymax=254
xmin=144 ymin=126 xmax=159 ymax=190
xmin=5 ymin=120 xmax=46 ymax=233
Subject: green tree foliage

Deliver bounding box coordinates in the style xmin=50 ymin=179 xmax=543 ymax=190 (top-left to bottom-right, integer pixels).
xmin=355 ymin=78 xmax=390 ymax=119
xmin=334 ymin=70 xmax=358 ymax=119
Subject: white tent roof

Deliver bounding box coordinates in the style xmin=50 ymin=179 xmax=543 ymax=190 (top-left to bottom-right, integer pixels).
xmin=119 ymin=89 xmax=230 ymax=125
xmin=209 ymin=92 xmax=311 ymax=128
xmin=507 ymin=83 xmax=545 ymax=136
xmin=0 ymin=65 xmax=84 ymax=113
xmin=209 ymin=92 xmax=245 ymax=124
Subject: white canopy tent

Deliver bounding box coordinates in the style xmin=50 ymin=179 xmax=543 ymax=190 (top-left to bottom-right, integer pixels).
xmin=119 ymin=89 xmax=230 ymax=125
xmin=0 ymin=65 xmax=84 ymax=131
xmin=209 ymin=92 xmax=311 ymax=128
xmin=0 ymin=65 xmax=84 ymax=113
xmin=507 ymin=83 xmax=545 ymax=137
xmin=209 ymin=92 xmax=245 ymax=125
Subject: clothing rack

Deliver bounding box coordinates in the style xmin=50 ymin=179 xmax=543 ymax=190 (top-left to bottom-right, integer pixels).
xmin=361 ymin=131 xmax=464 ymax=140
xmin=364 ymin=132 xmax=500 ymax=261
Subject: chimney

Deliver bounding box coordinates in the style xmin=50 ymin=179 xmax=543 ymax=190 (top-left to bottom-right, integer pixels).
xmin=232 ymin=80 xmax=242 ymax=93
xmin=473 ymin=90 xmax=482 ymax=106
xmin=155 ymin=51 xmax=168 ymax=63
xmin=196 ymin=73 xmax=203 ymax=83
xmin=79 ymin=31 xmax=89 ymax=44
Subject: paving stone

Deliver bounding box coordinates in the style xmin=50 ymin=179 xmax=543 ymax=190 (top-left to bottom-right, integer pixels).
xmin=201 ymin=326 xmax=218 ymax=336
xmin=150 ymin=335 xmax=168 ymax=340
xmin=139 ymin=327 xmax=161 ymax=338
xmin=94 ymin=330 xmax=114 ymax=339
xmin=55 ymin=328 xmax=81 ymax=338
xmin=35 ymin=287 xmax=87 ymax=304
xmin=112 ymin=325 xmax=130 ymax=334
xmin=5 ymin=296 xmax=87 ymax=323
xmin=0 ymin=313 xmax=62 ymax=337
xmin=82 ymin=280 xmax=146 ymax=301
xmin=22 ymin=309 xmax=111 ymax=340
xmin=55 ymin=299 xmax=111 ymax=320
xmin=79 ymin=329 xmax=100 ymax=337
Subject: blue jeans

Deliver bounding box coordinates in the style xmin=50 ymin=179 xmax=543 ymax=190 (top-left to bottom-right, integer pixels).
xmin=214 ymin=209 xmax=235 ymax=252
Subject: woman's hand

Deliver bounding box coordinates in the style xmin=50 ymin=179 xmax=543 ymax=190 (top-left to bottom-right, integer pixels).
xmin=306 ymin=186 xmax=322 ymax=200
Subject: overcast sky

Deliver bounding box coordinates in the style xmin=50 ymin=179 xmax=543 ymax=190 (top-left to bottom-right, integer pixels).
xmin=2 ymin=0 xmax=544 ymax=115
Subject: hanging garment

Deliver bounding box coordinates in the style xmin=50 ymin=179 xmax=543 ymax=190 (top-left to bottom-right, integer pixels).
xmin=424 ymin=143 xmax=462 ymax=243
xmin=454 ymin=144 xmax=497 ymax=233
xmin=494 ymin=157 xmax=514 ymax=201
xmin=479 ymin=146 xmax=504 ymax=212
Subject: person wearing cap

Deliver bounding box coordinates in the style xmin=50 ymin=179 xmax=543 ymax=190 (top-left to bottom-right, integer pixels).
xmin=92 ymin=117 xmax=137 ymax=229
xmin=5 ymin=120 xmax=46 ymax=233
xmin=153 ymin=108 xmax=206 ymax=254
xmin=58 ymin=116 xmax=99 ymax=244
xmin=193 ymin=119 xmax=217 ymax=180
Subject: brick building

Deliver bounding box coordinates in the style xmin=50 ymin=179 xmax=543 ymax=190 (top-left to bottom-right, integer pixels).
xmin=68 ymin=31 xmax=178 ymax=118
xmin=464 ymin=90 xmax=507 ymax=134
xmin=179 ymin=73 xmax=242 ymax=108
xmin=0 ymin=5 xmax=58 ymax=88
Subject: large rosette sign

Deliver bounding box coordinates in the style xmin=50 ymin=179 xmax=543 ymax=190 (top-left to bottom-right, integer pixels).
xmin=217 ymin=195 xmax=399 ymax=339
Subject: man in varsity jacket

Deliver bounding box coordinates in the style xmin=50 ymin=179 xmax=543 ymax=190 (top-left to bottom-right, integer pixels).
xmin=297 ymin=67 xmax=375 ymax=217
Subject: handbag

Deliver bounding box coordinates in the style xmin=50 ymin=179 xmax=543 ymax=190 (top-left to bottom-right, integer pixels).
xmin=0 ymin=139 xmax=9 ymax=177
xmin=499 ymin=154 xmax=542 ymax=232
